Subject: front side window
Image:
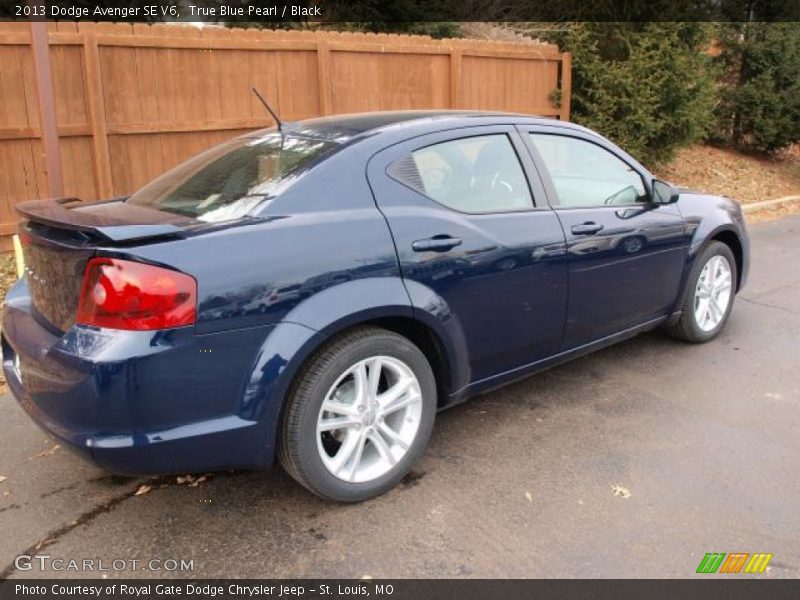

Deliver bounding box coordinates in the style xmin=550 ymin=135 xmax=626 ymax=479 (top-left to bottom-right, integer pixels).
xmin=127 ymin=134 xmax=337 ymax=221
xmin=529 ymin=134 xmax=647 ymax=207
xmin=389 ymin=134 xmax=534 ymax=213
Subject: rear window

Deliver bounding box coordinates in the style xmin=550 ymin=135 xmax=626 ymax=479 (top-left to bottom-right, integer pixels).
xmin=126 ymin=134 xmax=337 ymax=221
xmin=387 ymin=134 xmax=534 ymax=214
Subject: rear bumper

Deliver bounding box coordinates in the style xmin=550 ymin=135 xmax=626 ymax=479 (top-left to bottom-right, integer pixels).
xmin=2 ymin=279 xmax=277 ymax=475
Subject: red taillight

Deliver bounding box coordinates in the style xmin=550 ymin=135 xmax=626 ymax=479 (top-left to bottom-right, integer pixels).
xmin=76 ymin=258 xmax=196 ymax=330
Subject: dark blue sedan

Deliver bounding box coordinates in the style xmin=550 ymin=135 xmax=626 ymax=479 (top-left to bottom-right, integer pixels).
xmin=2 ymin=112 xmax=749 ymax=501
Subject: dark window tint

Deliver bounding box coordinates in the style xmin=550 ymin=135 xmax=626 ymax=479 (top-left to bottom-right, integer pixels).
xmin=389 ymin=134 xmax=534 ymax=213
xmin=127 ymin=134 xmax=337 ymax=221
xmin=529 ymin=134 xmax=647 ymax=207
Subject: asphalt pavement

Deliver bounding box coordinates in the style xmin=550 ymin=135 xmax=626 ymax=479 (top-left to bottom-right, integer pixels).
xmin=1 ymin=216 xmax=798 ymax=579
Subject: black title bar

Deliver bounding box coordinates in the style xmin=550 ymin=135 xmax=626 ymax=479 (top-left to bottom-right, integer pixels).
xmin=2 ymin=0 xmax=800 ymax=22
xmin=3 ymin=580 xmax=800 ymax=600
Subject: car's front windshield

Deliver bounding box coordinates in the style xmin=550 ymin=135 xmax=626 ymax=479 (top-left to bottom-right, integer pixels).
xmin=126 ymin=133 xmax=337 ymax=221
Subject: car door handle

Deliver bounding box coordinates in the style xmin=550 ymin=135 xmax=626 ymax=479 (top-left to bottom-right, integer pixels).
xmin=571 ymin=222 xmax=604 ymax=235
xmin=412 ymin=235 xmax=463 ymax=252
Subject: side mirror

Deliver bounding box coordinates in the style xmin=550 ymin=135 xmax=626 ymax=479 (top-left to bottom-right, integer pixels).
xmin=652 ymin=179 xmax=679 ymax=204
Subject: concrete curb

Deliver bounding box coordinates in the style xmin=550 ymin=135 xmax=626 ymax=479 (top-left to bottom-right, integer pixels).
xmin=742 ymin=195 xmax=800 ymax=214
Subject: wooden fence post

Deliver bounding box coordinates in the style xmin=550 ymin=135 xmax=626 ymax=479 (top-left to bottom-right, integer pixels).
xmin=560 ymin=52 xmax=572 ymax=121
xmin=29 ymin=21 xmax=63 ymax=198
xmin=82 ymin=32 xmax=113 ymax=198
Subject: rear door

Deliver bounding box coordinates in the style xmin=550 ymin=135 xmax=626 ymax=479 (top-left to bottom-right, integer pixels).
xmin=521 ymin=126 xmax=688 ymax=349
xmin=368 ymin=125 xmax=568 ymax=382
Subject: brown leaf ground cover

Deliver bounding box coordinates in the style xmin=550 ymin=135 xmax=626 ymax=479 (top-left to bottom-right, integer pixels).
xmin=655 ymin=144 xmax=800 ymax=204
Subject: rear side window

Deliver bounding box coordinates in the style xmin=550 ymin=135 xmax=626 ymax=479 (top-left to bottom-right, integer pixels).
xmin=127 ymin=134 xmax=337 ymax=221
xmin=388 ymin=134 xmax=534 ymax=213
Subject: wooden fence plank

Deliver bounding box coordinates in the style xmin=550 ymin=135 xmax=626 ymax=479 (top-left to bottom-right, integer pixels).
xmin=560 ymin=52 xmax=572 ymax=121
xmin=82 ymin=34 xmax=113 ymax=198
xmin=316 ymin=40 xmax=332 ymax=115
xmin=449 ymin=46 xmax=462 ymax=109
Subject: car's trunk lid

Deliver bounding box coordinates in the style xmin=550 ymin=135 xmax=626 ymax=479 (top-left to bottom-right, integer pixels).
xmin=17 ymin=197 xmax=192 ymax=242
xmin=17 ymin=197 xmax=194 ymax=332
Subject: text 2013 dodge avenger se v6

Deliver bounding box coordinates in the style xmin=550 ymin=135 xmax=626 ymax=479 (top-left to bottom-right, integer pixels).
xmin=2 ymin=112 xmax=749 ymax=501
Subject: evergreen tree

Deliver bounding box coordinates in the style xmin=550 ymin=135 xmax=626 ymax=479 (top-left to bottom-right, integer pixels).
xmin=715 ymin=22 xmax=800 ymax=153
xmin=538 ymin=23 xmax=717 ymax=164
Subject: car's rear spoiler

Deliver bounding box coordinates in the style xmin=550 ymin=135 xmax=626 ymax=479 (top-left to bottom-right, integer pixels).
xmin=16 ymin=197 xmax=189 ymax=243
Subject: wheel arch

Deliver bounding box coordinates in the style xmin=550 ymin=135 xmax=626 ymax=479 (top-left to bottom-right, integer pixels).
xmin=242 ymin=278 xmax=467 ymax=466
xmin=689 ymin=224 xmax=744 ymax=292
xmin=350 ymin=315 xmax=454 ymax=405
xmin=667 ymin=220 xmax=747 ymax=324
xmin=710 ymin=228 xmax=744 ymax=292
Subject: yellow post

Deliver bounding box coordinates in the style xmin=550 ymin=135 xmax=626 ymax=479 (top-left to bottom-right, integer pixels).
xmin=12 ymin=234 xmax=25 ymax=279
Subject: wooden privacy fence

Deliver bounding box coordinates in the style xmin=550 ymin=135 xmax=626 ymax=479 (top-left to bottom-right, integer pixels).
xmin=0 ymin=22 xmax=571 ymax=247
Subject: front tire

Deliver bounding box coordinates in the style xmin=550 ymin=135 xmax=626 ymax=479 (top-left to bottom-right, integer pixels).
xmin=667 ymin=241 xmax=737 ymax=343
xmin=278 ymin=327 xmax=436 ymax=502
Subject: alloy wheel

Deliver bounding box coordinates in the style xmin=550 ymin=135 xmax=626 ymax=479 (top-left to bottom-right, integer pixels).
xmin=693 ymin=254 xmax=733 ymax=332
xmin=316 ymin=356 xmax=422 ymax=483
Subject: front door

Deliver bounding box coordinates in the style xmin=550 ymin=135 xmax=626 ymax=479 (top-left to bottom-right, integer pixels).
xmin=523 ymin=128 xmax=689 ymax=349
xmin=368 ymin=126 xmax=568 ymax=383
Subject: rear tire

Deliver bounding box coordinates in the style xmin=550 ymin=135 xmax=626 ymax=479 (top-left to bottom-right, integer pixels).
xmin=278 ymin=327 xmax=436 ymax=502
xmin=667 ymin=241 xmax=737 ymax=343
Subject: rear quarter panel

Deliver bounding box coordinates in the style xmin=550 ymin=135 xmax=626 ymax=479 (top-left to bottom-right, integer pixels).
xmin=89 ymin=148 xmax=414 ymax=466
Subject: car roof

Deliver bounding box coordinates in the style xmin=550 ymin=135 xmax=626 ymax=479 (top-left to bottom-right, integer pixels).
xmin=247 ymin=110 xmax=584 ymax=144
